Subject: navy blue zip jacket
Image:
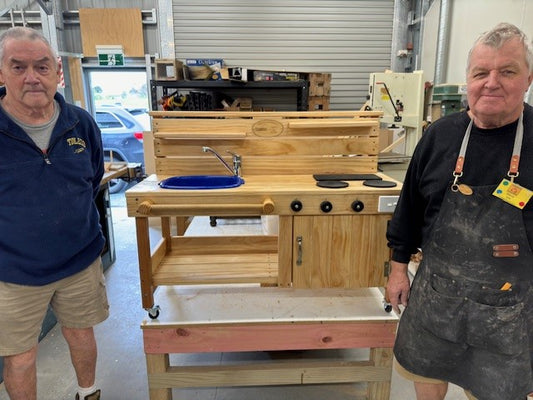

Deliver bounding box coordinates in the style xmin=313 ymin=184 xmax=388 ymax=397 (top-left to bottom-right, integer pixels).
xmin=0 ymin=88 xmax=105 ymax=285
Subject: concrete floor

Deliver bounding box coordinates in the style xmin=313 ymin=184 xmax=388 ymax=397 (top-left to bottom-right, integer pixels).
xmin=0 ymin=182 xmax=470 ymax=400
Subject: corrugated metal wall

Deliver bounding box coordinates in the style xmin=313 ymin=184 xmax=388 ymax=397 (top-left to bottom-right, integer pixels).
xmin=0 ymin=0 xmax=395 ymax=110
xmin=171 ymin=0 xmax=394 ymax=110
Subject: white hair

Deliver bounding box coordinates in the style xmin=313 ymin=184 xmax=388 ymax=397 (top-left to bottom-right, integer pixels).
xmin=0 ymin=26 xmax=58 ymax=69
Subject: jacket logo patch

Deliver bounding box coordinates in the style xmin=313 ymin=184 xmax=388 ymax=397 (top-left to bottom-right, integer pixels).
xmin=67 ymin=137 xmax=86 ymax=153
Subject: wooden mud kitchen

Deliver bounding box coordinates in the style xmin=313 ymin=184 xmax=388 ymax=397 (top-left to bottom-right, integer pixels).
xmin=125 ymin=110 xmax=402 ymax=400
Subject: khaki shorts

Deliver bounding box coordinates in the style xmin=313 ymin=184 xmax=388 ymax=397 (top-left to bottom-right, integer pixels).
xmin=0 ymin=258 xmax=109 ymax=356
xmin=394 ymin=358 xmax=478 ymax=400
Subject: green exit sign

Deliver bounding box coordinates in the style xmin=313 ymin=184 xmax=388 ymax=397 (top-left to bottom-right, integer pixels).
xmin=98 ymin=53 xmax=124 ymax=66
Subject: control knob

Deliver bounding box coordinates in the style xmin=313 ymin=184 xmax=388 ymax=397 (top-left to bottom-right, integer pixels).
xmin=320 ymin=201 xmax=333 ymax=213
xmin=351 ymin=200 xmax=365 ymax=212
xmin=290 ymin=200 xmax=303 ymax=212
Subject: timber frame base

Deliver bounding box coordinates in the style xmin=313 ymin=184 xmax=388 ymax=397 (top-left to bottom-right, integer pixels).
xmin=141 ymin=286 xmax=398 ymax=400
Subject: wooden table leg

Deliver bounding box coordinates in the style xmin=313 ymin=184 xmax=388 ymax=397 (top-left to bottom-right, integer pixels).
xmin=135 ymin=217 xmax=155 ymax=310
xmin=367 ymin=347 xmax=393 ymax=400
xmin=174 ymin=216 xmax=191 ymax=236
xmin=146 ymin=353 xmax=172 ymax=400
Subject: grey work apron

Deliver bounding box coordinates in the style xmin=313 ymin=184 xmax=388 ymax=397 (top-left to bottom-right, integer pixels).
xmin=394 ymin=115 xmax=533 ymax=400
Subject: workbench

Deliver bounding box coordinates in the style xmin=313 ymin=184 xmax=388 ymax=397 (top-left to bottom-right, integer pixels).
xmin=142 ymin=286 xmax=399 ymax=400
xmin=126 ymin=111 xmax=402 ymax=399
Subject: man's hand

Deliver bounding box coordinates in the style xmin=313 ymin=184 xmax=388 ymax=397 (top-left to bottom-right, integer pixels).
xmin=386 ymin=260 xmax=411 ymax=314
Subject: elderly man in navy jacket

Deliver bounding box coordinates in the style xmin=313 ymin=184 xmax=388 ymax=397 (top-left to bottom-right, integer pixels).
xmin=0 ymin=27 xmax=108 ymax=400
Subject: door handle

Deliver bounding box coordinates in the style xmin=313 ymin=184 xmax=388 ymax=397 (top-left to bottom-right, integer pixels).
xmin=296 ymin=236 xmax=303 ymax=266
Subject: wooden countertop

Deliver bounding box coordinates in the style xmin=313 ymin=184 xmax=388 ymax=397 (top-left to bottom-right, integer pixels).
xmin=126 ymin=173 xmax=402 ymax=217
xmin=127 ymin=173 xmax=400 ymax=195
xmin=142 ymin=285 xmax=398 ymax=327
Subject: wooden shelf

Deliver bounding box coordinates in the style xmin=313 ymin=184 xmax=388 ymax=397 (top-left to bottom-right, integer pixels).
xmin=147 ymin=234 xmax=279 ymax=287
xmin=153 ymin=251 xmax=278 ymax=286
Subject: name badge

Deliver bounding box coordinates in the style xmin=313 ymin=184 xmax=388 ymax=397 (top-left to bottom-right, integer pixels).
xmin=493 ymin=179 xmax=533 ymax=209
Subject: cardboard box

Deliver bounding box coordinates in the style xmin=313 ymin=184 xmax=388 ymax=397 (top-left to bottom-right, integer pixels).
xmin=184 ymin=58 xmax=224 ymax=80
xmin=155 ymin=59 xmax=184 ymax=81
xmin=185 ymin=58 xmax=224 ymax=68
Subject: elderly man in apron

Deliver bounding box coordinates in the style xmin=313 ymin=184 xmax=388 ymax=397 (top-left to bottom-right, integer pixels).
xmin=386 ymin=22 xmax=533 ymax=400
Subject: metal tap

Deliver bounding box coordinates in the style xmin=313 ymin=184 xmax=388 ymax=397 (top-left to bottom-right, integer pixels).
xmin=202 ymin=146 xmax=241 ymax=176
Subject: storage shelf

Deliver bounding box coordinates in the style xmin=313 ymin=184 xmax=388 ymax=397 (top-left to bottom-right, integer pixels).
xmin=150 ymin=79 xmax=309 ymax=111
xmin=152 ymin=251 xmax=278 ymax=286
xmin=152 ymin=79 xmax=308 ymax=89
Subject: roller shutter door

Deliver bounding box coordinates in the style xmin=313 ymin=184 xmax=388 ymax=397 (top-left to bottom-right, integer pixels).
xmin=171 ymin=0 xmax=394 ymax=110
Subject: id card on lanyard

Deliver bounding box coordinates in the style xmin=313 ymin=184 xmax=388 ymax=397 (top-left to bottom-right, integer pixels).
xmin=493 ymin=179 xmax=533 ymax=209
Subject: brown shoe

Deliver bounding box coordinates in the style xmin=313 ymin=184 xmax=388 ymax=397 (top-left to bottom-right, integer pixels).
xmin=75 ymin=389 xmax=101 ymax=400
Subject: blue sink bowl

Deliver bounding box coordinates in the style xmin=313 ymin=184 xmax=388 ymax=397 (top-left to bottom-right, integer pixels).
xmin=159 ymin=175 xmax=244 ymax=190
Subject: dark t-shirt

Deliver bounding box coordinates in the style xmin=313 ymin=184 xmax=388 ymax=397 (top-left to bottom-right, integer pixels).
xmin=387 ymin=104 xmax=533 ymax=263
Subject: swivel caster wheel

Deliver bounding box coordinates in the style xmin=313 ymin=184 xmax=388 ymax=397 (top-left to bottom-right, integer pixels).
xmin=147 ymin=305 xmax=161 ymax=319
xmin=383 ymin=299 xmax=392 ymax=313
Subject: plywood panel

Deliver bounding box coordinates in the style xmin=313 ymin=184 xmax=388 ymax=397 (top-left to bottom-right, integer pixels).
xmin=67 ymin=57 xmax=85 ymax=109
xmin=142 ymin=286 xmax=397 ymax=326
xmin=79 ymin=8 xmax=144 ymax=57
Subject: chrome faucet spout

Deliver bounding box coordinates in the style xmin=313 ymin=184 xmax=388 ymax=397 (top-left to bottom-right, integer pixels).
xmin=227 ymin=150 xmax=242 ymax=176
xmin=202 ymin=146 xmax=241 ymax=176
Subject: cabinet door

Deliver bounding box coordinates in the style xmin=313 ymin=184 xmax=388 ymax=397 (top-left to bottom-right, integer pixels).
xmin=292 ymin=215 xmax=390 ymax=288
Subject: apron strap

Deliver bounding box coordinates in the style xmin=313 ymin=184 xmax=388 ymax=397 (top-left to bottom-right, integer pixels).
xmin=509 ymin=113 xmax=523 ymax=179
xmin=453 ymin=113 xmax=524 ymax=190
